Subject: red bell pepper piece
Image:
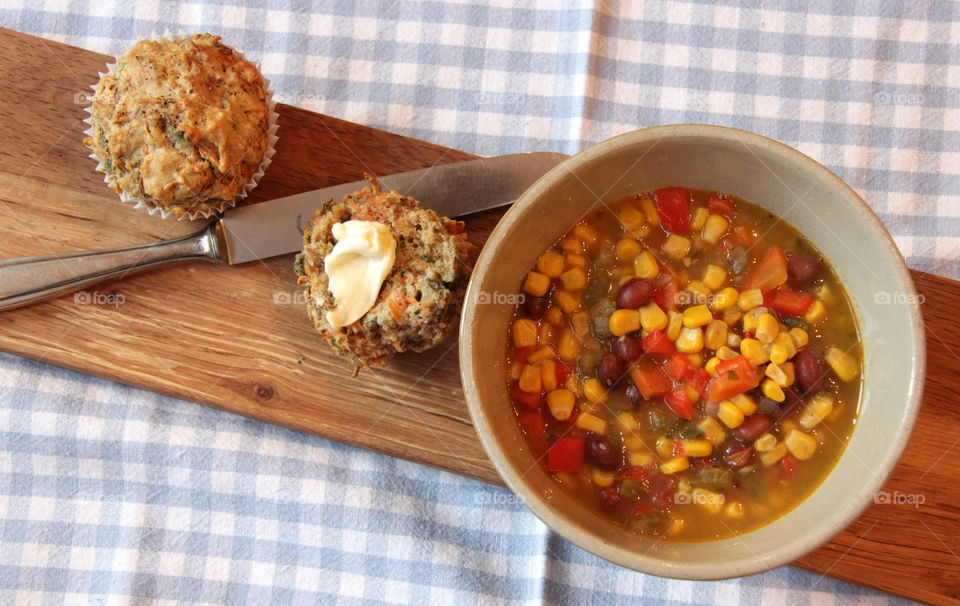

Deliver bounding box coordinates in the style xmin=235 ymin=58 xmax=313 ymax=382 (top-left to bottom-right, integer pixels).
xmin=781 ymin=455 xmax=796 ymax=479
xmin=653 ymin=187 xmax=691 ymax=235
xmin=516 ymin=409 xmax=547 ymax=452
xmin=514 ymin=346 xmax=535 ymax=365
xmin=642 ymin=330 xmax=676 ymax=358
xmin=663 ymin=352 xmax=694 ymax=382
xmin=510 ymin=385 xmax=542 ymax=411
xmin=708 ymin=194 xmax=734 ymax=216
xmin=684 ymin=367 xmax=711 ymax=395
xmin=629 ymin=358 xmax=672 ymax=400
xmin=664 ymin=386 xmax=694 ymax=420
xmin=546 ymin=437 xmax=585 ymax=472
xmin=767 ymin=287 xmax=814 ymax=317
xmin=554 ymin=361 xmax=573 ymax=387
xmin=742 ymin=246 xmax=788 ymax=292
xmin=706 ymin=355 xmax=761 ymax=402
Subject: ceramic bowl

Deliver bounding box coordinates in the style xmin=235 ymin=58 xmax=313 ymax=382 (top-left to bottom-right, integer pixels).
xmin=459 ymin=125 xmax=925 ymax=579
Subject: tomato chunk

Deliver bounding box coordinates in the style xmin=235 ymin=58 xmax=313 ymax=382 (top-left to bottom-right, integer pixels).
xmin=642 ymin=330 xmax=676 ymax=358
xmin=742 ymin=245 xmax=788 ymax=292
xmin=517 ymin=409 xmax=547 ymax=452
xmin=653 ymin=187 xmax=691 ymax=235
xmin=664 ymin=386 xmax=694 ymax=420
xmin=554 ymin=361 xmax=573 ymax=387
xmin=510 ymin=385 xmax=542 ymax=411
xmin=629 ymin=358 xmax=672 ymax=399
xmin=706 ymin=355 xmax=761 ymax=402
xmin=767 ymin=287 xmax=813 ymax=316
xmin=547 ymin=437 xmax=585 ymax=472
xmin=708 ymin=194 xmax=734 ymax=216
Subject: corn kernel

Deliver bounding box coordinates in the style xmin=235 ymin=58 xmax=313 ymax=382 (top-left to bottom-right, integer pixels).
xmin=675 ymin=326 xmax=704 ymax=354
xmin=704 ymin=319 xmax=728 ymax=350
xmin=576 ymin=412 xmax=607 ymax=434
xmin=557 ymin=329 xmax=580 ymax=362
xmin=640 ymin=195 xmax=659 ymax=225
xmin=765 ymin=362 xmax=788 ymax=386
xmin=718 ymin=400 xmax=745 ymax=428
xmin=789 ymin=327 xmax=809 ymax=348
xmin=754 ymin=433 xmax=778 ymax=452
xmin=633 ymin=251 xmax=660 ymax=279
xmin=691 ymin=207 xmax=709 ymax=231
xmin=761 ymin=378 xmax=785 ymax=402
xmin=825 ymin=347 xmax=859 ymax=382
xmin=555 ymin=290 xmax=581 ymax=314
xmin=759 ymin=443 xmax=787 ymax=466
xmin=518 ymin=364 xmax=542 ymax=393
xmin=679 ymin=439 xmax=713 ymax=458
xmin=560 ymin=267 xmax=587 ymax=291
xmin=507 ymin=360 xmax=522 ymax=381
xmin=572 ymin=223 xmax=599 ymax=245
xmin=711 ymin=287 xmax=739 ymax=311
xmin=617 ymin=412 xmax=639 ymax=433
xmin=685 ymin=352 xmax=704 ymax=368
xmin=582 ymin=378 xmax=608 ymax=404
xmin=592 ymin=470 xmax=615 ymax=487
xmin=565 ymin=375 xmax=580 ymax=396
xmin=779 ymin=361 xmax=795 ymax=387
xmin=536 ymin=251 xmax=565 ymax=278
xmin=800 ymin=393 xmax=835 ymax=428
xmin=685 ymin=280 xmax=711 ymax=302
xmin=616 ymin=238 xmax=641 ymax=260
xmin=784 ymin=429 xmax=818 ymax=460
xmin=624 ymin=437 xmax=647 ymax=451
xmin=740 ymin=338 xmax=770 ymax=365
xmin=682 ymin=304 xmax=713 ymax=328
xmin=666 ymin=310 xmax=683 ymax=341
xmin=804 ymin=300 xmax=827 ymax=324
xmin=523 ymin=271 xmax=550 ymax=297
xmin=697 ymin=417 xmax=727 ymax=445
xmin=773 ymin=332 xmax=798 ymax=359
xmin=666 ymin=516 xmax=685 ymax=536
xmin=702 ymin=264 xmax=728 ymax=290
xmin=755 ymin=313 xmax=780 ymax=344
xmin=540 ymin=359 xmax=557 ymax=391
xmin=692 ymin=488 xmax=724 ymax=513
xmin=742 ymin=309 xmax=760 ymax=333
xmin=546 ymin=307 xmax=564 ymax=326
xmin=705 ymin=356 xmax=721 ymax=377
xmin=538 ymin=322 xmax=554 ymax=346
xmin=629 ymin=451 xmax=654 ymax=467
xmin=662 ymin=235 xmax=692 ymax=259
xmin=512 ymin=318 xmax=538 ymax=348
xmin=639 ymin=302 xmax=669 ymax=332
xmin=560 ymin=237 xmax=582 ymax=254
xmin=609 ymin=309 xmax=641 ymax=336
xmin=715 ymin=345 xmax=738 ymax=360
xmin=618 ymin=204 xmax=646 ymax=231
xmin=738 ymin=289 xmax=764 ymax=311
xmin=769 ymin=343 xmax=789 ymax=365
xmin=730 ymin=393 xmax=757 ymax=415
xmin=702 ymin=214 xmax=729 ymax=244
xmin=656 ymin=436 xmax=674 ymax=458
xmin=546 ymin=389 xmax=575 ymax=420
xmin=723 ymin=308 xmax=744 ymax=327
xmin=816 ymin=283 xmax=835 ymax=304
xmin=725 ymin=501 xmax=746 ymax=519
xmin=566 ymin=254 xmax=588 ymax=270
xmin=660 ymin=456 xmax=690 ymax=474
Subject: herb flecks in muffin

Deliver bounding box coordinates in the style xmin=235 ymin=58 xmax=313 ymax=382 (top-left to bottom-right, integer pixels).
xmin=295 ymin=177 xmax=476 ymax=370
xmin=84 ymin=34 xmax=270 ymax=218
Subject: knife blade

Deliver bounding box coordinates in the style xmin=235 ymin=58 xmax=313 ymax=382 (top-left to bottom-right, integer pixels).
xmin=217 ymin=151 xmax=568 ymax=265
xmin=0 ymin=151 xmax=569 ymax=311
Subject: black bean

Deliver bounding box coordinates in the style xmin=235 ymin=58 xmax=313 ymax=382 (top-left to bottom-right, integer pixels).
xmin=523 ymin=296 xmax=546 ymax=320
xmin=721 ymin=440 xmax=754 ymax=469
xmin=612 ymin=335 xmax=642 ymax=363
xmin=597 ymin=353 xmax=624 ymax=387
xmin=794 ymin=350 xmax=827 ymax=395
xmin=615 ymin=278 xmax=653 ymax=309
xmin=625 ymin=384 xmax=641 ymax=405
xmin=585 ymin=433 xmax=622 ymax=470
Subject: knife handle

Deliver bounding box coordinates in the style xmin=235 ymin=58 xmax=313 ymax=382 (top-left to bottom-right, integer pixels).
xmin=0 ymin=222 xmax=223 ymax=312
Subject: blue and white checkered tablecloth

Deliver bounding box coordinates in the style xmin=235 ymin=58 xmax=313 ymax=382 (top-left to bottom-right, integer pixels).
xmin=2 ymin=1 xmax=955 ymax=604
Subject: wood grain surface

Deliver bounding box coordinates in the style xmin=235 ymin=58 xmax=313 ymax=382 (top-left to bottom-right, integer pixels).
xmin=0 ymin=28 xmax=957 ymax=604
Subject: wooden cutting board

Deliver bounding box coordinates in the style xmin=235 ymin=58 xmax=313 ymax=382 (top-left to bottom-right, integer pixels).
xmin=0 ymin=28 xmax=957 ymax=604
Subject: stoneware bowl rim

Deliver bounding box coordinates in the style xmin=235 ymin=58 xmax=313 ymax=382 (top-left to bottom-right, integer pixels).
xmin=459 ymin=124 xmax=926 ymax=580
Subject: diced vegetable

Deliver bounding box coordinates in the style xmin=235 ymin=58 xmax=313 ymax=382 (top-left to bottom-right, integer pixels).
xmin=629 ymin=358 xmax=672 ymax=399
xmin=706 ymin=355 xmax=761 ymax=402
xmin=547 ymin=437 xmax=585 ymax=472
xmin=742 ymin=246 xmax=788 ymax=292
xmin=653 ymin=187 xmax=691 ymax=235
xmin=664 ymin=387 xmax=694 ymax=420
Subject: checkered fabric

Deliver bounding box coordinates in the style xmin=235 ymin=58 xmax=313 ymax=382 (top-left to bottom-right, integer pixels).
xmin=1 ymin=0 xmax=952 ymax=603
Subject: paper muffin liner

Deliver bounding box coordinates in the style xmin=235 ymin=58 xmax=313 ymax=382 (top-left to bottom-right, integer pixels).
xmin=82 ymin=30 xmax=279 ymax=221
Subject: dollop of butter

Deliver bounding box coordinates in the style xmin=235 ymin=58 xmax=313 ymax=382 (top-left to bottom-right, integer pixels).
xmin=324 ymin=220 xmax=397 ymax=330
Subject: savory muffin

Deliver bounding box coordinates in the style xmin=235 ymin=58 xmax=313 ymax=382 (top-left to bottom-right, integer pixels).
xmin=84 ymin=34 xmax=271 ymax=218
xmin=295 ymin=177 xmax=475 ymax=369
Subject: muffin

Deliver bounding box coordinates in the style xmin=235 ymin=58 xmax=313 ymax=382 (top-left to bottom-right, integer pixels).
xmin=295 ymin=177 xmax=476 ymax=370
xmin=84 ymin=33 xmax=274 ymax=219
